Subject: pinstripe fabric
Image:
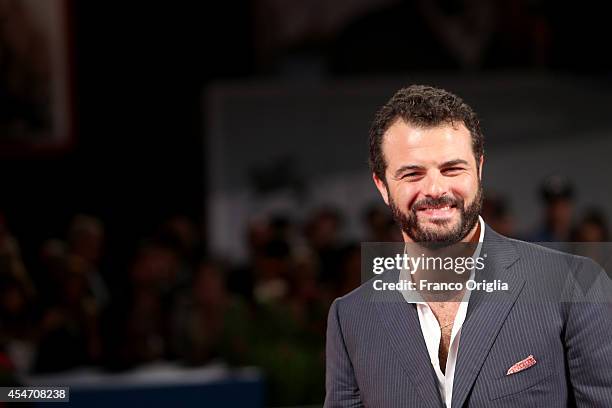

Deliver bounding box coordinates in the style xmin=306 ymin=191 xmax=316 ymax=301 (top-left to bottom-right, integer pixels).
xmin=324 ymin=225 xmax=612 ymax=407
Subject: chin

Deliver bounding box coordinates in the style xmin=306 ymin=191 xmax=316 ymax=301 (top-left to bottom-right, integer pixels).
xmin=421 ymin=217 xmax=460 ymax=229
xmin=422 ymin=221 xmax=461 ymax=235
xmin=422 ymin=229 xmax=455 ymax=239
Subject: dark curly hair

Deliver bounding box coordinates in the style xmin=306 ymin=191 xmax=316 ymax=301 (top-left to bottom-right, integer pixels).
xmin=368 ymin=85 xmax=484 ymax=183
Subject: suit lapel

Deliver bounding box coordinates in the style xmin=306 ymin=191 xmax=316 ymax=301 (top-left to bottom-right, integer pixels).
xmin=451 ymin=226 xmax=524 ymax=408
xmin=374 ymin=270 xmax=444 ymax=408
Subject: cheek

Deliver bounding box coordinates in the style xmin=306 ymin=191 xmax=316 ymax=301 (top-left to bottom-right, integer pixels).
xmin=451 ymin=176 xmax=478 ymax=202
xmin=390 ymin=183 xmax=420 ymax=208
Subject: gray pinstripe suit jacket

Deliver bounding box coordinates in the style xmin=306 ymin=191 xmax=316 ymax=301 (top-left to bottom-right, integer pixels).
xmin=325 ymin=225 xmax=612 ymax=407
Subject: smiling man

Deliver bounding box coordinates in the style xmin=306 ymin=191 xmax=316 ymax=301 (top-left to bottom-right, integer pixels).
xmin=324 ymin=85 xmax=612 ymax=407
xmin=371 ymin=108 xmax=483 ymax=247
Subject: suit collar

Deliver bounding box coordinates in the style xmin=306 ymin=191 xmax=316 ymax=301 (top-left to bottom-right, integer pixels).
xmin=451 ymin=224 xmax=524 ymax=407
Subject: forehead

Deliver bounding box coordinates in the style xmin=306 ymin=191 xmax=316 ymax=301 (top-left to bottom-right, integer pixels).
xmin=382 ymin=120 xmax=475 ymax=168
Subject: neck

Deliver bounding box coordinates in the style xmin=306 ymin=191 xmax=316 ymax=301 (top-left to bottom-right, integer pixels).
xmin=465 ymin=217 xmax=481 ymax=244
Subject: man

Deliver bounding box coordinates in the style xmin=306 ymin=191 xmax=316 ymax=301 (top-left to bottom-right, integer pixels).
xmin=324 ymin=85 xmax=612 ymax=407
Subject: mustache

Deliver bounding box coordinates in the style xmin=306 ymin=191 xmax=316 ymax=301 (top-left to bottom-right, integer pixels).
xmin=411 ymin=196 xmax=461 ymax=212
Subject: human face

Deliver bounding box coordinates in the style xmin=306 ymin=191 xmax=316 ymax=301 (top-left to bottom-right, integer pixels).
xmin=373 ymin=120 xmax=483 ymax=245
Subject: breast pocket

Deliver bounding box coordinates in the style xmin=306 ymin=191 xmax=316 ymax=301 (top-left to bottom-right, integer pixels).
xmin=487 ymin=354 xmax=553 ymax=401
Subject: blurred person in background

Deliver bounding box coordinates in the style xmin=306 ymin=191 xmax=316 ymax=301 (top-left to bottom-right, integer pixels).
xmin=34 ymin=255 xmax=102 ymax=373
xmin=121 ymin=242 xmax=181 ymax=366
xmin=229 ymin=214 xmax=302 ymax=304
xmin=227 ymin=219 xmax=271 ymax=304
xmin=156 ymin=215 xmax=202 ymax=291
xmin=251 ymin=245 xmax=327 ymax=406
xmin=571 ymin=207 xmax=609 ymax=243
xmin=529 ymin=175 xmax=574 ymax=241
xmin=334 ymin=243 xmax=361 ymax=298
xmin=157 ymin=215 xmax=201 ymax=263
xmin=171 ymin=259 xmax=250 ymax=366
xmin=0 ymin=214 xmax=34 ymax=299
xmin=0 ymin=275 xmax=36 ymax=374
xmin=304 ymin=207 xmax=344 ymax=284
xmin=225 ymin=212 xmax=333 ymax=404
xmin=363 ymin=205 xmax=405 ymax=243
xmin=286 ymin=249 xmax=330 ymax=337
xmin=570 ymin=208 xmax=610 ymax=272
xmin=251 ymin=236 xmax=293 ymax=305
xmin=66 ymin=214 xmax=109 ymax=309
xmin=0 ymin=216 xmax=37 ymax=376
xmin=363 ymin=204 xmax=393 ymax=242
xmin=482 ymin=192 xmax=514 ymax=238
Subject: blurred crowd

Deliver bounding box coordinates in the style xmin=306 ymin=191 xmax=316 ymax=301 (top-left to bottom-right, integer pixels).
xmin=0 ymin=176 xmax=609 ymax=405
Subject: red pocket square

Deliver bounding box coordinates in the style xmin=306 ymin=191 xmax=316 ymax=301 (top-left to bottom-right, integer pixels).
xmin=506 ymin=355 xmax=537 ymax=375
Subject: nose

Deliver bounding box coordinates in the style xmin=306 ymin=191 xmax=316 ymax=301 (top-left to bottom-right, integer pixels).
xmin=421 ymin=170 xmax=449 ymax=199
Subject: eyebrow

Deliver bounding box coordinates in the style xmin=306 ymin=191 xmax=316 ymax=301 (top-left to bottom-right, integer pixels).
xmin=440 ymin=159 xmax=469 ymax=168
xmin=393 ymin=159 xmax=469 ymax=178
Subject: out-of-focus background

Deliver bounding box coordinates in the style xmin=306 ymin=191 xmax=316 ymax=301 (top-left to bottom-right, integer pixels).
xmin=0 ymin=0 xmax=611 ymax=406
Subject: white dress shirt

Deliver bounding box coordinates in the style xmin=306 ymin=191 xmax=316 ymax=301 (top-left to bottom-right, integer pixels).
xmin=399 ymin=216 xmax=485 ymax=407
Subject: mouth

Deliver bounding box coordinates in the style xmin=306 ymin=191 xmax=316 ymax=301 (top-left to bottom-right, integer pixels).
xmin=415 ymin=204 xmax=457 ymax=220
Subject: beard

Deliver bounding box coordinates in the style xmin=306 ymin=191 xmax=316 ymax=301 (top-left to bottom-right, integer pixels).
xmin=389 ymin=182 xmax=483 ymax=248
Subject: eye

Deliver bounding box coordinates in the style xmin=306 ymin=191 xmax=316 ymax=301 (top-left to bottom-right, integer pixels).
xmin=442 ymin=167 xmax=464 ymax=174
xmin=402 ymin=172 xmax=422 ymax=179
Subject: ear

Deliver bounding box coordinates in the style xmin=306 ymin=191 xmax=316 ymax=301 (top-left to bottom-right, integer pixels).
xmin=478 ymin=155 xmax=484 ymax=180
xmin=372 ymin=173 xmax=389 ymax=205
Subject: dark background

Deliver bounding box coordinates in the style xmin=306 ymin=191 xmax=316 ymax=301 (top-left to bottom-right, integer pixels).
xmin=1 ymin=1 xmax=611 ymax=406
xmin=2 ymin=1 xmax=611 ymax=258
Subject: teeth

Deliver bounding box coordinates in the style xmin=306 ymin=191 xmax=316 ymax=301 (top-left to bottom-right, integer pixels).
xmin=421 ymin=206 xmax=451 ymax=210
